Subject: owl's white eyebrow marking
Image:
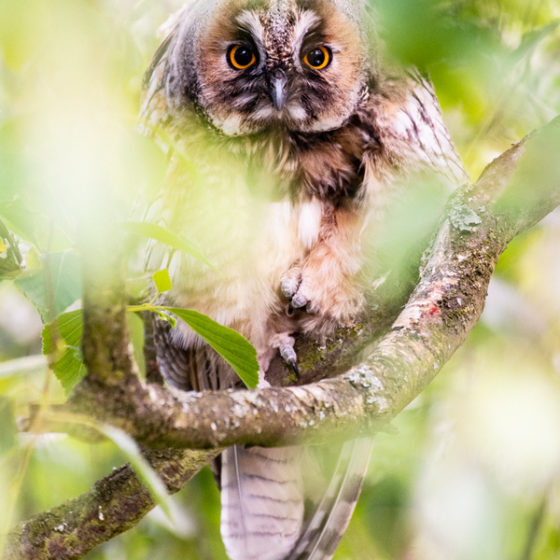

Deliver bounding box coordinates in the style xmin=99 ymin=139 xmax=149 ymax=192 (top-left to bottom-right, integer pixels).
xmin=293 ymin=10 xmax=320 ymax=50
xmin=236 ymin=10 xmax=265 ymax=44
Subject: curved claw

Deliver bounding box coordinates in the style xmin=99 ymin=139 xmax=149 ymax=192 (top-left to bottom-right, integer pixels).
xmin=278 ymin=343 xmax=300 ymax=378
xmin=287 ymin=358 xmax=300 ymax=377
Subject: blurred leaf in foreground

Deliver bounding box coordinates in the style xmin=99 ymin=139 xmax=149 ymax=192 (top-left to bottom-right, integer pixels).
xmin=42 ymin=309 xmax=85 ymax=394
xmin=0 ymin=219 xmax=22 ymax=280
xmin=15 ymin=252 xmax=81 ymax=322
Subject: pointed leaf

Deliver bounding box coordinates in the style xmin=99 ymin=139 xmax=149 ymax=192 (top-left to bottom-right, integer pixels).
xmin=162 ymin=307 xmax=259 ymax=389
xmin=15 ymin=252 xmax=81 ymax=322
xmin=42 ymin=310 xmax=86 ymax=394
xmin=99 ymin=424 xmax=187 ymax=525
xmin=152 ymin=268 xmax=172 ymax=294
xmin=121 ymin=221 xmax=213 ymax=268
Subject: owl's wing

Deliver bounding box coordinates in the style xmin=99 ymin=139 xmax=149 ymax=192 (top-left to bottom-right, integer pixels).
xmin=139 ymin=30 xmax=176 ymax=136
xmin=369 ymin=69 xmax=470 ymax=187
xmin=406 ymin=70 xmax=469 ymax=185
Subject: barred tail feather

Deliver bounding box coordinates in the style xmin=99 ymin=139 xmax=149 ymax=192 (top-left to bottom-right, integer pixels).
xmin=293 ymin=437 xmax=375 ymax=560
xmin=221 ymin=445 xmax=305 ymax=560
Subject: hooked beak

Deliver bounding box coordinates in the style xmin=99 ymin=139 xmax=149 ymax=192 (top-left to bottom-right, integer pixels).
xmin=270 ymin=75 xmax=287 ymax=111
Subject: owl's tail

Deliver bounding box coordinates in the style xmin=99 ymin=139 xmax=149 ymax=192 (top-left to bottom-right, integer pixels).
xmin=292 ymin=437 xmax=375 ymax=560
xmin=220 ymin=445 xmax=305 ymax=560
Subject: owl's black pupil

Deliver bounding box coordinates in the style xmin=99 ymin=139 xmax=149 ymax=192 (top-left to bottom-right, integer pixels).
xmin=307 ymin=48 xmax=325 ymax=67
xmin=234 ymin=47 xmax=253 ymax=66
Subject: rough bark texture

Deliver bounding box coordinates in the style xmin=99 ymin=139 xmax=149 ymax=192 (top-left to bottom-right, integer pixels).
xmin=5 ymin=448 xmax=220 ymax=560
xmin=6 ymin=116 xmax=560 ymax=559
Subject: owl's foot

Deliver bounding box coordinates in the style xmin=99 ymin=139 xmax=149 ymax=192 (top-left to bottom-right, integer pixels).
xmin=279 ymin=344 xmax=300 ymax=377
xmin=280 ymin=267 xmax=319 ymax=315
xmin=280 ymin=267 xmax=302 ymax=311
xmin=270 ymin=333 xmax=299 ymax=377
xmin=280 ymin=264 xmax=326 ymax=316
xmin=281 ymin=257 xmax=364 ymax=323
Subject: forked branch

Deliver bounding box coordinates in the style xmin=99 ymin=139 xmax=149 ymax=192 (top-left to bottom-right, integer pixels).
xmin=6 ymin=117 xmax=560 ymax=560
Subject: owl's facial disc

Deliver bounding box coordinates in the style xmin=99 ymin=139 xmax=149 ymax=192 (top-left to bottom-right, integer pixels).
xmin=197 ymin=0 xmax=366 ymax=136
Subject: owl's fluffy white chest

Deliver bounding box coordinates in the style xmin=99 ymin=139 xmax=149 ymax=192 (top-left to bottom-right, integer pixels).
xmin=165 ymin=186 xmax=322 ymax=353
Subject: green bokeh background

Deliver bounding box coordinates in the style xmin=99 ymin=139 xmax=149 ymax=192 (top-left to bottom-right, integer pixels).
xmin=1 ymin=0 xmax=560 ymax=558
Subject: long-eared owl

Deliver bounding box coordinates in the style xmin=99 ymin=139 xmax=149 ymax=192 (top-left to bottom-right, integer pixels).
xmin=140 ymin=0 xmax=468 ymax=558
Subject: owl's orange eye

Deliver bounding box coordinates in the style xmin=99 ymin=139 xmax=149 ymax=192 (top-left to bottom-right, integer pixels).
xmin=227 ymin=44 xmax=256 ymax=70
xmin=303 ymin=46 xmax=331 ymax=70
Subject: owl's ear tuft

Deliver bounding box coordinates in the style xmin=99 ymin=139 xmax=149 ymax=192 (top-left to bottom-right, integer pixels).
xmin=139 ymin=4 xmax=204 ymax=135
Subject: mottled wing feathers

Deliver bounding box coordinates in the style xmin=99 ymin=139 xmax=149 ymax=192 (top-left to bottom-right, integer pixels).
xmin=153 ymin=316 xmax=223 ymax=391
xmin=140 ymin=5 xmax=196 ymax=136
xmin=140 ymin=33 xmax=174 ymax=135
xmin=372 ymin=70 xmax=469 ymax=186
xmin=405 ymin=71 xmax=469 ymax=185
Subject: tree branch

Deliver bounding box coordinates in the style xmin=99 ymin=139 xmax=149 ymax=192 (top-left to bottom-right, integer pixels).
xmin=5 ymin=448 xmax=220 ymax=560
xmin=61 ymin=117 xmax=560 ymax=449
xmin=8 ymin=117 xmax=560 ymax=559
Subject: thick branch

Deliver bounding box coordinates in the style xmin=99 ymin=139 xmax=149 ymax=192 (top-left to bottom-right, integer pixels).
xmin=61 ymin=117 xmax=560 ymax=449
xmin=4 ymin=448 xmax=220 ymax=560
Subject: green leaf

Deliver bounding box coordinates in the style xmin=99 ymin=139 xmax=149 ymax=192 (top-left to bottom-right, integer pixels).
xmin=121 ymin=221 xmax=214 ymax=268
xmin=42 ymin=310 xmax=86 ymax=394
xmin=42 ymin=309 xmax=83 ymax=354
xmin=0 ymin=397 xmax=17 ymax=455
xmin=15 ymin=252 xmax=81 ymax=322
xmin=52 ymin=348 xmax=87 ymax=395
xmin=0 ymin=218 xmax=23 ymax=280
xmin=127 ymin=312 xmax=146 ymax=378
xmin=161 ymin=307 xmax=259 ymax=389
xmin=152 ymin=268 xmax=172 ymax=294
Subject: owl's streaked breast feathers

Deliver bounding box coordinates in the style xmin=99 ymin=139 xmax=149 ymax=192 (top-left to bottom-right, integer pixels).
xmin=141 ymin=1 xmax=468 ymax=559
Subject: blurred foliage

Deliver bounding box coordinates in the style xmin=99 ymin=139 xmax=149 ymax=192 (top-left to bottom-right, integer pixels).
xmin=0 ymin=0 xmax=559 ymax=559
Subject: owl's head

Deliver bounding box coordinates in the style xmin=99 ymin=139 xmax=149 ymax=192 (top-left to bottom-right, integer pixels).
xmin=153 ymin=0 xmax=373 ymax=136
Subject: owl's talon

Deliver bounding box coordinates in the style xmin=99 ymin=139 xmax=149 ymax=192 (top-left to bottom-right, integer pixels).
xmin=278 ymin=343 xmax=299 ymax=377
xmin=291 ymin=293 xmax=308 ymax=309
xmin=280 ymin=268 xmax=302 ymax=300
xmin=288 ymin=359 xmax=300 ymax=377
xmin=281 ymin=279 xmax=298 ymax=299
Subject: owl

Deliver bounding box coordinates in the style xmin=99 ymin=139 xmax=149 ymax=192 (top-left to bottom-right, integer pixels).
xmin=140 ymin=0 xmax=467 ymax=558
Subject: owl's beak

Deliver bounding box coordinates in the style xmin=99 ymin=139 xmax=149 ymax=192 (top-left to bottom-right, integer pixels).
xmin=270 ymin=75 xmax=287 ymax=111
